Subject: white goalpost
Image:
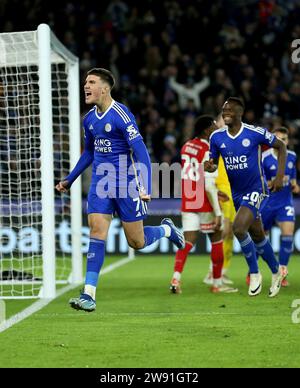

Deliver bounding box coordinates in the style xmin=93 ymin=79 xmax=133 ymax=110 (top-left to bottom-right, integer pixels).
xmin=0 ymin=24 xmax=83 ymax=299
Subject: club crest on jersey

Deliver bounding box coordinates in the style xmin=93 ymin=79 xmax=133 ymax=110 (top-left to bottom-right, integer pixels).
xmin=126 ymin=124 xmax=139 ymax=140
xmin=288 ymin=161 xmax=294 ymax=169
xmin=105 ymin=123 xmax=112 ymax=132
xmin=242 ymin=138 xmax=250 ymax=147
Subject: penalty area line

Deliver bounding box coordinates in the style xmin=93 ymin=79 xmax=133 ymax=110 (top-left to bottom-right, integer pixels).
xmin=0 ymin=255 xmax=135 ymax=334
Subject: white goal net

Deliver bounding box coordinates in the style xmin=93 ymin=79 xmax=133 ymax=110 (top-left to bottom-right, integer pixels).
xmin=0 ymin=24 xmax=82 ymax=299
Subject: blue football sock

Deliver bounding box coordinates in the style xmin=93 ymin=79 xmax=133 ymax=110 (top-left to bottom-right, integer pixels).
xmin=279 ymin=235 xmax=294 ymax=266
xmin=255 ymin=237 xmax=279 ymax=274
xmin=247 ymin=252 xmax=259 ymax=276
xmin=85 ymin=238 xmax=105 ymax=287
xmin=143 ymin=226 xmax=165 ymax=248
xmin=239 ymin=234 xmax=259 ymax=274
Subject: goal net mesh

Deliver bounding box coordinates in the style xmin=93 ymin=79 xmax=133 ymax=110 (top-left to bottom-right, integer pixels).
xmin=0 ymin=31 xmax=73 ymax=298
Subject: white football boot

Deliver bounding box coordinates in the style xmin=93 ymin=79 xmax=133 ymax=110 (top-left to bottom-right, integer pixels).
xmin=269 ymin=267 xmax=285 ymax=298
xmin=203 ymin=272 xmax=213 ymax=285
xmin=248 ymin=272 xmax=262 ymax=297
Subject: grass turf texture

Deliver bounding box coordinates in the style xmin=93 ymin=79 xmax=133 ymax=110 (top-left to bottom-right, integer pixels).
xmin=1 ymin=254 xmax=300 ymax=368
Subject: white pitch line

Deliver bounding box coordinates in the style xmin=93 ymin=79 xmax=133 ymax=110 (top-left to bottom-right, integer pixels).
xmin=35 ymin=312 xmax=241 ymax=318
xmin=101 ymin=255 xmax=135 ymax=275
xmin=0 ymin=255 xmax=135 ymax=333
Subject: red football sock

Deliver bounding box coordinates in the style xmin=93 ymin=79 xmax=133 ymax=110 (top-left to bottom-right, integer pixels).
xmin=211 ymin=240 xmax=224 ymax=280
xmin=174 ymin=241 xmax=193 ymax=273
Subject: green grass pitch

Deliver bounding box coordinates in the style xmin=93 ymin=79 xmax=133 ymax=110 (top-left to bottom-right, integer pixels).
xmin=1 ymin=254 xmax=300 ymax=368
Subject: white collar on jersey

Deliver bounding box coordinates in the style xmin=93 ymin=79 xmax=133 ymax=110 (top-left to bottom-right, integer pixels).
xmin=226 ymin=122 xmax=244 ymax=139
xmin=94 ymin=99 xmax=115 ymax=120
xmin=271 ymin=148 xmax=278 ymax=159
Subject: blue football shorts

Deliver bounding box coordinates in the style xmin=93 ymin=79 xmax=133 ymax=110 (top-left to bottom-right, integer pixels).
xmin=233 ymin=190 xmax=269 ymax=219
xmin=87 ymin=186 xmax=148 ymax=222
xmin=261 ymin=202 xmax=295 ymax=231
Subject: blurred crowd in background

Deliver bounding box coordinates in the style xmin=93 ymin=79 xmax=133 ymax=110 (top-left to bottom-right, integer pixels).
xmin=1 ymin=0 xmax=300 ymax=196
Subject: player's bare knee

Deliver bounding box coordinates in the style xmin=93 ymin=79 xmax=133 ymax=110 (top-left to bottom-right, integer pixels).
xmin=127 ymin=238 xmax=144 ymax=250
xmin=249 ymin=223 xmax=265 ymax=243
xmin=89 ymin=226 xmax=106 ymax=240
xmin=232 ymin=222 xmax=247 ymax=240
xmin=250 ymin=230 xmax=265 ymax=243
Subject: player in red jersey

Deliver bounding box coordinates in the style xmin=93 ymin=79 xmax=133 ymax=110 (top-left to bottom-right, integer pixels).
xmin=169 ymin=115 xmax=238 ymax=294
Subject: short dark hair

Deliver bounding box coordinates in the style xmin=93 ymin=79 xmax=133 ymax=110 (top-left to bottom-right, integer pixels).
xmin=226 ymin=97 xmax=245 ymax=111
xmin=87 ymin=68 xmax=115 ymax=89
xmin=273 ymin=126 xmax=289 ymax=135
xmin=194 ymin=115 xmax=215 ymax=137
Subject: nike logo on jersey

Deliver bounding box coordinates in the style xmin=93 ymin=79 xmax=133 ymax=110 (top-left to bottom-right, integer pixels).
xmin=220 ymin=143 xmax=226 ymax=148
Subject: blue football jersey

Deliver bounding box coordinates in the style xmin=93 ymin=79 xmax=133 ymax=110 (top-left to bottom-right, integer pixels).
xmin=262 ymin=149 xmax=297 ymax=206
xmin=83 ymin=100 xmax=143 ymax=189
xmin=209 ymin=123 xmax=277 ymax=200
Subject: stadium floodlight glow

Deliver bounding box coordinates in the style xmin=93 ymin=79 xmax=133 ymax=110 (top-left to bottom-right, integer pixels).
xmin=0 ymin=24 xmax=83 ymax=299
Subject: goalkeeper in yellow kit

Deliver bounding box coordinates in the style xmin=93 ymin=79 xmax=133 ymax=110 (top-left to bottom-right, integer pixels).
xmin=203 ymin=116 xmax=236 ymax=285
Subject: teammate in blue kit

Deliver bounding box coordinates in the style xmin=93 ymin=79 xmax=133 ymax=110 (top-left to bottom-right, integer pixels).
xmin=205 ymin=97 xmax=287 ymax=297
xmin=56 ymin=68 xmax=184 ymax=311
xmin=261 ymin=127 xmax=300 ymax=286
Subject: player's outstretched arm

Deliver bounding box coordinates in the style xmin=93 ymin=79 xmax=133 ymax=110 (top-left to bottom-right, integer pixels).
xmin=55 ymin=180 xmax=69 ymax=193
xmin=270 ymin=138 xmax=287 ymax=192
xmin=56 ymin=126 xmax=94 ymax=191
xmin=205 ymin=176 xmax=222 ymax=231
xmin=130 ymin=138 xmax=152 ymax=202
xmin=204 ymin=158 xmax=218 ymax=173
xmin=291 ymin=179 xmax=300 ymax=194
xmin=62 ymin=149 xmax=93 ymax=189
xmin=218 ymin=190 xmax=230 ymax=202
xmin=139 ymin=193 xmax=151 ymax=202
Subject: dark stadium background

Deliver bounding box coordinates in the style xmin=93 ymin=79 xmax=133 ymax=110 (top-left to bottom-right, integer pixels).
xmin=1 ymin=0 xmax=300 ymax=253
